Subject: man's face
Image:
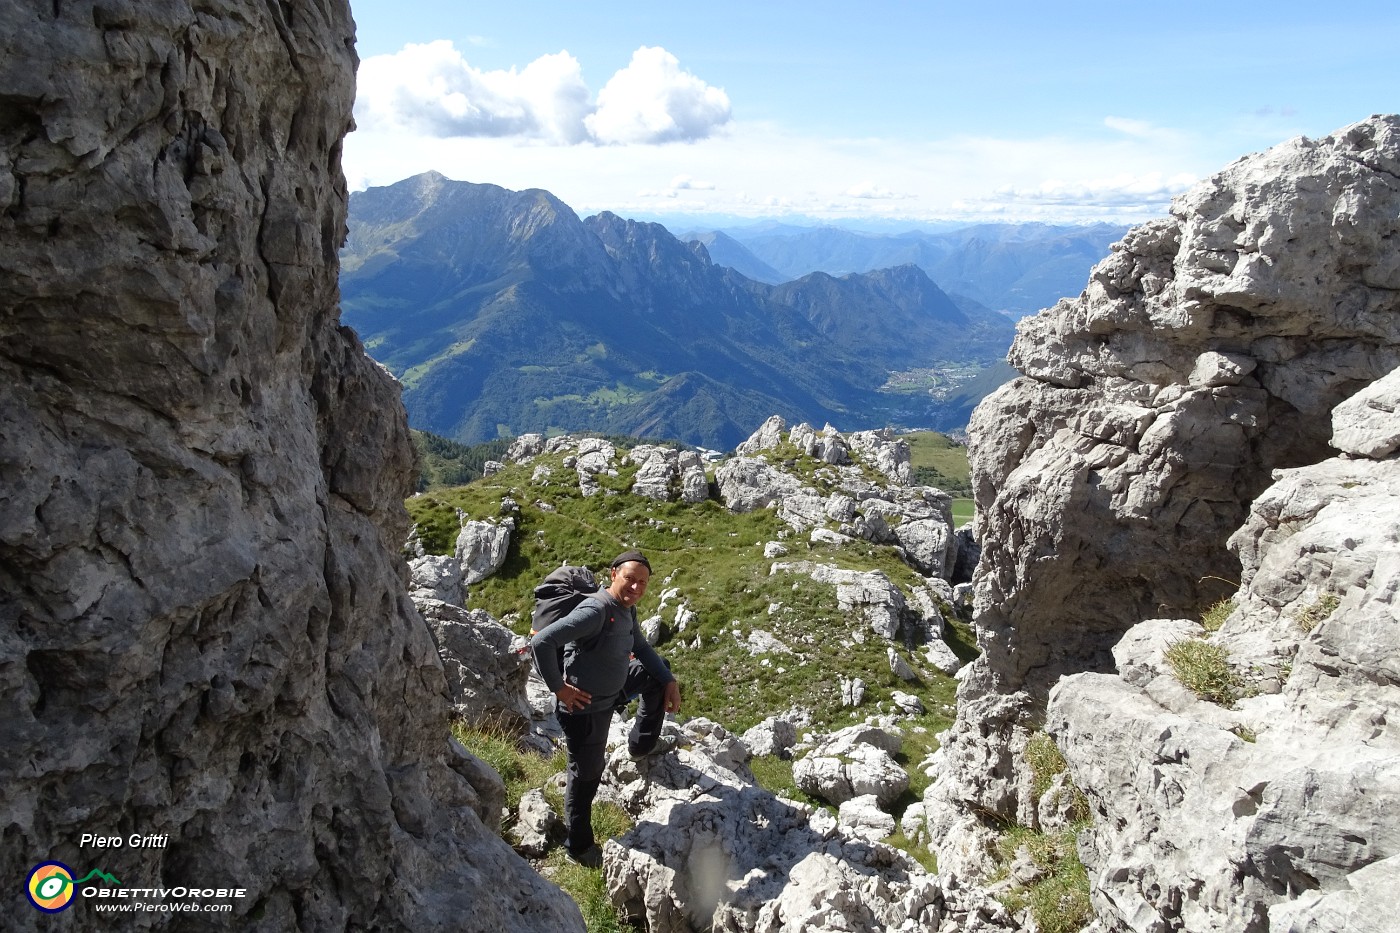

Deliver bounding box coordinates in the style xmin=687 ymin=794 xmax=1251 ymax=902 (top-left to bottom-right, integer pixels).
xmin=609 ymin=561 xmax=651 ymax=607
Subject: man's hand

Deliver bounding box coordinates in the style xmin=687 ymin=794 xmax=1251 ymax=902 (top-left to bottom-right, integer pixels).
xmin=556 ymin=683 xmax=592 ymax=712
xmin=663 ymin=680 xmax=682 ymax=714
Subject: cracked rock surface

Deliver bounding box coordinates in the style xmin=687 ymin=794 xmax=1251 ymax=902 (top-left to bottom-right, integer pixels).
xmin=0 ymin=3 xmax=580 ymax=929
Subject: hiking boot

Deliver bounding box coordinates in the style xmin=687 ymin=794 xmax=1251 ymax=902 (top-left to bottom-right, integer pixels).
xmin=564 ymin=844 xmax=603 ymax=869
xmin=629 ymin=733 xmax=683 ymax=759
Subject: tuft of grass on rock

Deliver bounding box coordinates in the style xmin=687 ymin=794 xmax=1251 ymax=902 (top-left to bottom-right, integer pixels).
xmin=991 ymin=732 xmax=1093 ymax=933
xmin=1165 ymin=638 xmax=1242 ymax=707
xmin=451 ymin=720 xmax=564 ymax=814
xmin=1024 ymin=732 xmax=1069 ymax=799
xmin=1295 ymin=593 xmax=1339 ymax=633
xmin=1201 ymin=597 xmax=1234 ymax=633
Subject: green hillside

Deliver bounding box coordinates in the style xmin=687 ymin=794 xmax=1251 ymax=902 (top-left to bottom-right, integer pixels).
xmin=406 ymin=438 xmax=977 ymax=736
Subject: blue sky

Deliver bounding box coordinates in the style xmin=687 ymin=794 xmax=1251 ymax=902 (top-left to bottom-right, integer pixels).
xmin=344 ymin=0 xmax=1399 ymax=225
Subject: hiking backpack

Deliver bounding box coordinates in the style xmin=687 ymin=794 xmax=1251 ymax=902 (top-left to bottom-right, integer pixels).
xmin=530 ymin=564 xmax=604 ymax=679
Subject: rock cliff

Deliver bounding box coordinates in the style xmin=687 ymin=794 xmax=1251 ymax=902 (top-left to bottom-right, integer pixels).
xmin=926 ymin=116 xmax=1400 ymax=929
xmin=0 ymin=3 xmax=578 ymax=929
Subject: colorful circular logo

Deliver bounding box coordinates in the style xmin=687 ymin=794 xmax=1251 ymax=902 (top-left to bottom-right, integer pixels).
xmin=27 ymin=862 xmax=76 ymax=913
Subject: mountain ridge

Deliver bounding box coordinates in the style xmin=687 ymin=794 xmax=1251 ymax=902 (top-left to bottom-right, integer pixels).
xmin=340 ymin=173 xmax=1017 ymax=448
xmin=703 ymin=219 xmax=1129 ymax=313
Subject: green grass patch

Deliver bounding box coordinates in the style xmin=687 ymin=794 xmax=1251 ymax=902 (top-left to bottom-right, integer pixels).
xmin=451 ymin=720 xmax=565 ymax=814
xmin=994 ymin=824 xmax=1093 ymax=933
xmin=904 ymin=431 xmax=972 ymax=498
xmin=1295 ymin=593 xmax=1339 ymax=633
xmin=991 ymin=732 xmax=1093 ymax=933
xmin=454 ymin=720 xmax=636 ymax=932
xmin=1201 ymin=597 xmax=1233 ymax=634
xmin=1024 ymin=732 xmax=1068 ymax=799
xmin=545 ymin=844 xmax=638 ymax=933
xmin=1165 ymin=638 xmax=1242 ymax=707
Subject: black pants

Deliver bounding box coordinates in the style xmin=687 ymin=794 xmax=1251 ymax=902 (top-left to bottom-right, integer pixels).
xmin=557 ymin=659 xmax=668 ymax=854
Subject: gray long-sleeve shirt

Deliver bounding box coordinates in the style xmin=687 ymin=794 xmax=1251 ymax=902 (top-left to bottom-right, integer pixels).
xmin=530 ymin=589 xmax=673 ymax=714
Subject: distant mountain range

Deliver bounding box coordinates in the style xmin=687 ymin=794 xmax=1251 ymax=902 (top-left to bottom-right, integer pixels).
xmin=339 ymin=172 xmax=1019 ymax=449
xmin=685 ymin=221 xmax=1129 ymax=314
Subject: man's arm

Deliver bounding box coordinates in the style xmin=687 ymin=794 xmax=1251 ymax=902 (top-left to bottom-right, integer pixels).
xmin=530 ymin=600 xmax=605 ymax=694
xmin=632 ymin=622 xmax=682 ymax=713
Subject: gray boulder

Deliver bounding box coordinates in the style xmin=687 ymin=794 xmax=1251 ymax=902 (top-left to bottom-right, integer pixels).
xmin=790 ymin=421 xmax=851 ymax=464
xmin=627 ymin=444 xmax=707 ymax=503
xmin=793 ymin=726 xmax=908 ymax=808
xmin=715 ymin=456 xmax=806 ymax=513
xmin=838 ymin=794 xmax=897 ymax=842
xmin=770 ymin=561 xmax=910 ymax=641
xmin=418 ymin=600 xmax=533 ymax=732
xmin=408 ymin=554 xmax=466 ymax=605
xmin=736 ymin=414 xmax=787 ymax=455
xmin=848 ymin=428 xmax=913 ymax=484
xmin=893 ymin=517 xmax=954 ymax=578
xmin=741 ymin=717 xmax=799 ymax=758
xmin=512 ymin=788 xmax=563 ymax=858
xmin=455 ymin=518 xmax=513 ymax=584
xmin=1331 ymin=365 xmax=1400 ymax=459
xmin=507 ymin=433 xmax=548 ymax=462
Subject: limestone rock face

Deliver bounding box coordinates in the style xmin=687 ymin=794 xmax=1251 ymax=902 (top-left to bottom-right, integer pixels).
xmin=1047 ymin=429 xmax=1400 ymax=930
xmin=0 ymin=4 xmax=579 ymax=930
xmin=1331 ymin=365 xmax=1400 ymax=458
xmin=927 ymin=115 xmax=1400 ymax=927
xmin=967 ymin=116 xmax=1400 ymax=701
xmin=418 ymin=601 xmax=534 ymax=731
xmin=409 ymin=553 xmax=467 ymax=604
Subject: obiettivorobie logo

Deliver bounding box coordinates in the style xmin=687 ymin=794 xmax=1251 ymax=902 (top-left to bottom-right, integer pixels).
xmin=25 ymin=862 xmax=122 ymax=913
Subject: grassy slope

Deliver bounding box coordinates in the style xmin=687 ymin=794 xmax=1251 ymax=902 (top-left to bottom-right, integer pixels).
xmin=905 ymin=430 xmax=974 ymax=526
xmin=408 ymin=436 xmax=976 ymax=736
xmin=421 ymin=432 xmax=979 ymax=930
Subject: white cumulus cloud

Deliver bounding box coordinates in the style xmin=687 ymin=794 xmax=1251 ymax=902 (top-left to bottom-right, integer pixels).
xmin=354 ymin=42 xmax=729 ymax=148
xmin=585 ymin=47 xmax=732 ymax=145
xmin=355 ymin=41 xmax=591 ymax=143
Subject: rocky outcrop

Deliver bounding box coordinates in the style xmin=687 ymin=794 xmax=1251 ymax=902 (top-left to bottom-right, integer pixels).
xmin=627 ymin=444 xmax=710 ymax=503
xmin=456 ymin=517 xmax=514 ymax=584
xmin=0 ymin=4 xmax=579 ymax=930
xmin=965 ymin=116 xmax=1400 ymax=700
xmin=926 ymin=115 xmax=1400 ymax=927
xmin=599 ymin=719 xmax=1016 ymax=933
xmin=409 ymin=553 xmax=468 ymax=604
xmin=769 ymin=560 xmax=950 ymax=650
xmin=1047 ymin=395 xmax=1400 ymax=930
xmin=719 ymin=419 xmax=962 ymax=581
xmin=792 ymin=725 xmax=909 ymax=808
xmin=848 ymin=428 xmax=914 ymax=484
xmin=418 ymin=600 xmax=534 ymax=730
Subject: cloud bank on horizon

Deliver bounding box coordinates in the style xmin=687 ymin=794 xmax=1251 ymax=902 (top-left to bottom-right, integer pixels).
xmin=344 ymin=3 xmax=1397 ymax=227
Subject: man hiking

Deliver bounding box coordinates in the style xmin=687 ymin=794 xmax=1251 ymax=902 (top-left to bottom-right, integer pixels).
xmin=530 ymin=550 xmax=682 ymax=867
